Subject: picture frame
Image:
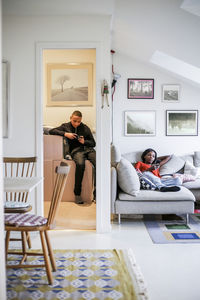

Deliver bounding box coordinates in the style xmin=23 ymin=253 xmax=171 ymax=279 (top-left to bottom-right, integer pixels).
xmin=166 ymin=110 xmax=198 ymax=136
xmin=162 ymin=84 xmax=180 ymax=102
xmin=125 ymin=111 xmax=156 ymax=136
xmin=46 ymin=63 xmax=93 ymax=106
xmin=127 ymin=78 xmax=154 ymax=99
xmin=2 ymin=60 xmax=9 ymax=138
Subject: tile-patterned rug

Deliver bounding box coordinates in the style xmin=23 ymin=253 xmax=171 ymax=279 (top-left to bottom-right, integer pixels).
xmin=6 ymin=249 xmax=148 ymax=300
xmin=144 ymin=214 xmax=200 ymax=244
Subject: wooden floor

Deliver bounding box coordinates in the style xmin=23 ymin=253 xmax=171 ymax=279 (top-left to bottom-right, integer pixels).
xmin=44 ymin=201 xmax=96 ymax=230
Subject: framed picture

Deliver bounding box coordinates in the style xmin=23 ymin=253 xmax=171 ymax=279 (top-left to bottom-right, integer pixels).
xmin=2 ymin=60 xmax=9 ymax=138
xmin=125 ymin=111 xmax=156 ymax=136
xmin=166 ymin=110 xmax=198 ymax=136
xmin=127 ymin=78 xmax=154 ymax=99
xmin=46 ymin=63 xmax=93 ymax=106
xmin=162 ymin=84 xmax=180 ymax=102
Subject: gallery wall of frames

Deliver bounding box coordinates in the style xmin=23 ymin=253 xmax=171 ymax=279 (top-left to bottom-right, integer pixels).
xmin=125 ymin=78 xmax=198 ymax=137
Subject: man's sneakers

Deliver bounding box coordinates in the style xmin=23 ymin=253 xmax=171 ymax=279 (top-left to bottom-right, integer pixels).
xmin=75 ymin=195 xmax=84 ymax=204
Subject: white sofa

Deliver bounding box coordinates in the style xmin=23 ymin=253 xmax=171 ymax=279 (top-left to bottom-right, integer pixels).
xmin=111 ymin=145 xmax=200 ymax=224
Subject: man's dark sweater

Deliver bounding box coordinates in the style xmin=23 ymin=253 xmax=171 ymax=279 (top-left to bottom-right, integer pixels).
xmin=49 ymin=122 xmax=96 ymax=154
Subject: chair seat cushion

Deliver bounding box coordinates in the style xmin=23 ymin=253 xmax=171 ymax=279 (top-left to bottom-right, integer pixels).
xmin=5 ymin=213 xmax=47 ymax=227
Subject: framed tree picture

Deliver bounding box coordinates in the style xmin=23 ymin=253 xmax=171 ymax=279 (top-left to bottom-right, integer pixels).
xmin=127 ymin=78 xmax=154 ymax=99
xmin=46 ymin=63 xmax=93 ymax=106
xmin=166 ymin=110 xmax=198 ymax=136
xmin=125 ymin=111 xmax=156 ymax=136
xmin=162 ymin=84 xmax=180 ymax=102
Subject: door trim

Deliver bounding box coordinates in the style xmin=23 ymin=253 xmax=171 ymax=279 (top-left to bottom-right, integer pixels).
xmin=35 ymin=41 xmax=111 ymax=233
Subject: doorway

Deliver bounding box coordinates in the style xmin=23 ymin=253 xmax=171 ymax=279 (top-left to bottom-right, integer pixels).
xmin=42 ymin=48 xmax=96 ymax=230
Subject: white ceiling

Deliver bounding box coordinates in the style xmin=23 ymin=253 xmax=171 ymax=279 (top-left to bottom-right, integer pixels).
xmin=2 ymin=0 xmax=115 ymax=16
xmin=3 ymin=0 xmax=200 ymax=86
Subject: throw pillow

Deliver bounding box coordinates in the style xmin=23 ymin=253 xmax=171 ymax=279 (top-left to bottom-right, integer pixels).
xmin=116 ymin=158 xmax=140 ymax=196
xmin=159 ymin=154 xmax=185 ymax=176
xmin=136 ymin=171 xmax=157 ymax=190
xmin=184 ymin=160 xmax=198 ymax=177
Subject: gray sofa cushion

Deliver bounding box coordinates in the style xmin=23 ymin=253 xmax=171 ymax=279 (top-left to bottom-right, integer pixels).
xmin=118 ymin=186 xmax=195 ymax=202
xmin=159 ymin=154 xmax=185 ymax=175
xmin=116 ymin=158 xmax=140 ymax=196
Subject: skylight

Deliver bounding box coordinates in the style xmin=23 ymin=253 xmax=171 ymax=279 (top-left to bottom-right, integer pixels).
xmin=181 ymin=0 xmax=200 ymax=17
xmin=150 ymin=50 xmax=200 ymax=85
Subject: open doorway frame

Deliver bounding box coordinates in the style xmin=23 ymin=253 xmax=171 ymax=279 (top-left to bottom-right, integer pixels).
xmin=36 ymin=41 xmax=111 ymax=233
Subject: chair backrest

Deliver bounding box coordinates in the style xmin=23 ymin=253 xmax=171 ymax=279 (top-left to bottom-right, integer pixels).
xmin=3 ymin=157 xmax=37 ymax=202
xmin=47 ymin=161 xmax=70 ymax=228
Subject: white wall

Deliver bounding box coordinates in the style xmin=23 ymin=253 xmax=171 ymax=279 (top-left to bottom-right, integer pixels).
xmin=2 ymin=15 xmax=110 ymax=156
xmin=0 ymin=0 xmax=7 ymax=297
xmin=2 ymin=14 xmax=112 ymax=232
xmin=113 ymin=53 xmax=200 ymax=156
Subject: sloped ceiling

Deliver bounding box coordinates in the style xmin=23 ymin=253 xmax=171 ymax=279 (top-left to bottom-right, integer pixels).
xmin=112 ymin=0 xmax=200 ymax=84
xmin=3 ymin=0 xmax=200 ymax=85
xmin=181 ymin=0 xmax=200 ymax=17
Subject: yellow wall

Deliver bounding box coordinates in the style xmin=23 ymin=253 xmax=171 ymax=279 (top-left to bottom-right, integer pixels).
xmin=43 ymin=49 xmax=96 ymax=132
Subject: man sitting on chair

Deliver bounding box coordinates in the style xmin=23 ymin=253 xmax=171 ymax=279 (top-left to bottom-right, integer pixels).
xmin=49 ymin=110 xmax=96 ymax=204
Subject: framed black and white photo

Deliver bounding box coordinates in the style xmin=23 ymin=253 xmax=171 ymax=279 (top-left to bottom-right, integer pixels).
xmin=127 ymin=78 xmax=154 ymax=99
xmin=166 ymin=110 xmax=198 ymax=136
xmin=125 ymin=111 xmax=156 ymax=136
xmin=162 ymin=84 xmax=180 ymax=102
xmin=46 ymin=63 xmax=93 ymax=106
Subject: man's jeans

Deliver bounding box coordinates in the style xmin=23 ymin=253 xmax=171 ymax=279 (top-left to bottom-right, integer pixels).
xmin=72 ymin=149 xmax=96 ymax=196
xmin=143 ymin=171 xmax=182 ymax=190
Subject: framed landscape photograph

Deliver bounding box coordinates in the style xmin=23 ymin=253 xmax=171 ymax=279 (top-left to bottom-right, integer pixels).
xmin=127 ymin=78 xmax=154 ymax=99
xmin=46 ymin=63 xmax=93 ymax=106
xmin=125 ymin=111 xmax=156 ymax=136
xmin=162 ymin=84 xmax=180 ymax=102
xmin=166 ymin=110 xmax=198 ymax=136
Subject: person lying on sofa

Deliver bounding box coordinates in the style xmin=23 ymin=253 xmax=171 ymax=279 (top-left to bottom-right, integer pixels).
xmin=49 ymin=110 xmax=96 ymax=204
xmin=134 ymin=148 xmax=182 ymax=192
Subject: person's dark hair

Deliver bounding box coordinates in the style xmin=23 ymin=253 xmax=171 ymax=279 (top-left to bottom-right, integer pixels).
xmin=72 ymin=110 xmax=82 ymax=118
xmin=141 ymin=148 xmax=157 ymax=164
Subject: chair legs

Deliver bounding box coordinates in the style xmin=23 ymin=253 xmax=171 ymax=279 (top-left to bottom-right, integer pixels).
xmin=5 ymin=229 xmax=56 ymax=285
xmin=44 ymin=231 xmax=56 ymax=272
xmin=26 ymin=232 xmax=32 ymax=249
xmin=5 ymin=230 xmax=10 ymax=260
xmin=40 ymin=231 xmax=53 ymax=285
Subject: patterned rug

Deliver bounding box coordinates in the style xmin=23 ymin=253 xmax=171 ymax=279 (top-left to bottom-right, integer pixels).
xmin=6 ymin=249 xmax=148 ymax=300
xmin=144 ymin=214 xmax=200 ymax=244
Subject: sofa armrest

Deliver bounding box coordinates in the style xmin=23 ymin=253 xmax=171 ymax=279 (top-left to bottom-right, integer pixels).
xmin=111 ymin=166 xmax=117 ymax=212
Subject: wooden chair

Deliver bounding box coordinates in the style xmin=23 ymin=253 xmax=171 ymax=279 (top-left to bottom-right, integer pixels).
xmin=5 ymin=161 xmax=70 ymax=285
xmin=4 ymin=157 xmax=37 ymax=207
xmin=4 ymin=157 xmax=37 ymax=248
